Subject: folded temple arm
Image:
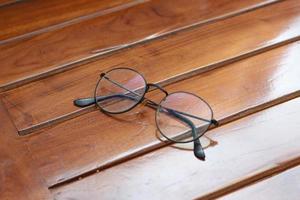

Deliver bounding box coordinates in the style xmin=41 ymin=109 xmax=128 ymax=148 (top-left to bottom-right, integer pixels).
xmin=74 ymin=94 xmax=218 ymax=126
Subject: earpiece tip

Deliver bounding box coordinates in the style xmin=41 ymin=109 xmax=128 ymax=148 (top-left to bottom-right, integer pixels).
xmin=194 ymin=143 xmax=206 ymax=161
xmin=73 ymin=99 xmax=80 ymax=107
xmin=194 ymin=151 xmax=206 ymax=161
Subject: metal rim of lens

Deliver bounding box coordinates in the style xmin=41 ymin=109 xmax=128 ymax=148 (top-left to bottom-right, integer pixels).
xmin=155 ymin=91 xmax=214 ymax=143
xmin=94 ymin=67 xmax=148 ymax=114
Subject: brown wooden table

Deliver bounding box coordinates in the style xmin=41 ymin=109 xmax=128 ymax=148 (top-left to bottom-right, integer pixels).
xmin=1 ymin=0 xmax=299 ymax=199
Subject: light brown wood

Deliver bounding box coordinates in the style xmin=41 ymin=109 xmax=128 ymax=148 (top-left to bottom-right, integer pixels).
xmin=23 ymin=41 xmax=300 ymax=187
xmin=0 ymin=0 xmax=136 ymax=42
xmin=50 ymin=97 xmax=300 ymax=200
xmin=222 ymin=165 xmax=300 ymax=200
xmin=0 ymin=0 xmax=277 ymax=89
xmin=3 ymin=0 xmax=300 ymax=134
xmin=0 ymin=100 xmax=52 ymax=200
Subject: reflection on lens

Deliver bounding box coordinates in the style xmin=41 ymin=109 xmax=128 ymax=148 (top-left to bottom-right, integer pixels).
xmin=95 ymin=68 xmax=147 ymax=113
xmin=156 ymin=92 xmax=213 ymax=143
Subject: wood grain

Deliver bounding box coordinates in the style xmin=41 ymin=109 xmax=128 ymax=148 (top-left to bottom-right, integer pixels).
xmin=0 ymin=0 xmax=137 ymax=42
xmin=23 ymin=41 xmax=300 ymax=187
xmin=50 ymin=97 xmax=300 ymax=200
xmin=0 ymin=0 xmax=278 ymax=89
xmin=0 ymin=100 xmax=52 ymax=200
xmin=0 ymin=0 xmax=20 ymax=7
xmin=1 ymin=1 xmax=299 ymax=199
xmin=3 ymin=0 xmax=300 ymax=134
xmin=222 ymin=165 xmax=300 ymax=200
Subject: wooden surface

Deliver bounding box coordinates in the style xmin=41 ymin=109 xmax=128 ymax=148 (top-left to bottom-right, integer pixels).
xmin=0 ymin=0 xmax=300 ymax=199
xmin=0 ymin=0 xmax=277 ymax=90
xmin=51 ymin=97 xmax=300 ymax=200
xmin=0 ymin=0 xmax=19 ymax=7
xmin=222 ymin=165 xmax=300 ymax=200
xmin=0 ymin=0 xmax=135 ymax=42
xmin=23 ymin=41 xmax=300 ymax=186
xmin=0 ymin=100 xmax=51 ymax=200
xmin=3 ymin=0 xmax=300 ymax=135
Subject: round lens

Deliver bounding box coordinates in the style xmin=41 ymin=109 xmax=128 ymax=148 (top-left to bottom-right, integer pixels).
xmin=156 ymin=92 xmax=213 ymax=143
xmin=95 ymin=68 xmax=147 ymax=113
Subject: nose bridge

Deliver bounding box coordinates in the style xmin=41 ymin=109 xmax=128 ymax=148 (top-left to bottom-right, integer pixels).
xmin=147 ymin=83 xmax=168 ymax=96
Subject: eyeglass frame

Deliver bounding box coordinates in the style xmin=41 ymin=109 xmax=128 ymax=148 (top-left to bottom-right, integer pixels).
xmin=74 ymin=67 xmax=218 ymax=160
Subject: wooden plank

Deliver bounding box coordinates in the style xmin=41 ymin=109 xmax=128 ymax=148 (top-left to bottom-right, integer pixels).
xmin=24 ymin=41 xmax=300 ymax=187
xmin=222 ymin=165 xmax=300 ymax=200
xmin=50 ymin=97 xmax=300 ymax=200
xmin=3 ymin=0 xmax=300 ymax=134
xmin=0 ymin=0 xmax=20 ymax=7
xmin=0 ymin=99 xmax=52 ymax=200
xmin=0 ymin=0 xmax=137 ymax=42
xmin=0 ymin=0 xmax=278 ymax=89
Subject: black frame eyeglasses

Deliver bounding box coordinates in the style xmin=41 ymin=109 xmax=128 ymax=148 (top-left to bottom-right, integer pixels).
xmin=74 ymin=67 xmax=218 ymax=160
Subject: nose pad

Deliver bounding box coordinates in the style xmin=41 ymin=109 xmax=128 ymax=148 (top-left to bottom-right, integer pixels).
xmin=147 ymin=83 xmax=168 ymax=96
xmin=141 ymin=99 xmax=148 ymax=106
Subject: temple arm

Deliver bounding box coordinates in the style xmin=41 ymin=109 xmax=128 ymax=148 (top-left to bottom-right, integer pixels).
xmin=74 ymin=94 xmax=217 ymax=126
xmin=74 ymin=93 xmax=139 ymax=107
xmin=167 ymin=109 xmax=206 ymax=160
xmin=74 ymin=93 xmax=206 ymax=160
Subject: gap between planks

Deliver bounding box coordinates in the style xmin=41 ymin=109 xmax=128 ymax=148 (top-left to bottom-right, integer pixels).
xmin=48 ymin=97 xmax=300 ymax=199
xmin=0 ymin=0 xmax=148 ymax=45
xmin=197 ymin=156 xmax=300 ymax=199
xmin=0 ymin=0 xmax=22 ymax=8
xmin=0 ymin=0 xmax=281 ymax=92
xmin=22 ymin=39 xmax=300 ymax=187
xmin=3 ymin=0 xmax=299 ymax=135
xmin=17 ymin=35 xmax=300 ymax=136
xmin=48 ymin=91 xmax=300 ymax=189
xmin=220 ymin=163 xmax=300 ymax=200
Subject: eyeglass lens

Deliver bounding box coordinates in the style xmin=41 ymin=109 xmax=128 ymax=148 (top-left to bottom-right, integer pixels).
xmin=95 ymin=68 xmax=147 ymax=113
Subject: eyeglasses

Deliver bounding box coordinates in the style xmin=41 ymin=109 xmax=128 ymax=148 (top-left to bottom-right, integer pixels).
xmin=74 ymin=67 xmax=218 ymax=160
